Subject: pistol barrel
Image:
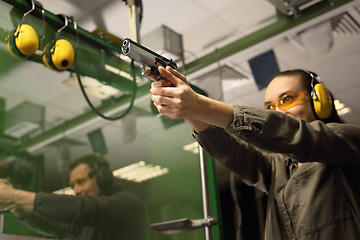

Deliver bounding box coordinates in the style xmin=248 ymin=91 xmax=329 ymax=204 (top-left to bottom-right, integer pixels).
xmin=122 ymin=38 xmax=178 ymax=70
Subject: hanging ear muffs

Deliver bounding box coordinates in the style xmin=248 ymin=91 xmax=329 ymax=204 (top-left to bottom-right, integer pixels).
xmin=6 ymin=0 xmax=39 ymax=58
xmin=7 ymin=24 xmax=39 ymax=58
xmin=42 ymin=15 xmax=75 ymax=71
xmin=308 ymin=71 xmax=333 ymax=120
xmin=42 ymin=39 xmax=75 ymax=70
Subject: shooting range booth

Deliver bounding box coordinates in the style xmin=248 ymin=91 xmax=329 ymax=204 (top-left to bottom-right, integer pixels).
xmin=0 ymin=0 xmax=359 ymax=240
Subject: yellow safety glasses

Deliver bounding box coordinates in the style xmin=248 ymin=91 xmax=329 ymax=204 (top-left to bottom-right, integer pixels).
xmin=264 ymin=92 xmax=308 ymax=111
xmin=69 ymin=171 xmax=96 ymax=189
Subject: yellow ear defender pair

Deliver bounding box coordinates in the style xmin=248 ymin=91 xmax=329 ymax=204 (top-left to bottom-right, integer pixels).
xmin=42 ymin=15 xmax=76 ymax=71
xmin=6 ymin=1 xmax=75 ymax=71
xmin=8 ymin=25 xmax=74 ymax=71
xmin=7 ymin=23 xmax=39 ymax=58
xmin=42 ymin=38 xmax=75 ymax=71
xmin=307 ymin=71 xmax=333 ymax=120
xmin=6 ymin=0 xmax=39 ymax=58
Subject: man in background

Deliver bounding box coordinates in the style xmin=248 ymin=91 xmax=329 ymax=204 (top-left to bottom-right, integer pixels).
xmin=0 ymin=153 xmax=150 ymax=240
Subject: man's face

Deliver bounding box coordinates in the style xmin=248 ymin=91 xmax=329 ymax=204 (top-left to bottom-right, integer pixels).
xmin=69 ymin=163 xmax=101 ymax=196
xmin=265 ymin=75 xmax=317 ymax=122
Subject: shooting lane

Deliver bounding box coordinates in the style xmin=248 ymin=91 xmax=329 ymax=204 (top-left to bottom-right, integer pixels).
xmin=0 ymin=0 xmax=219 ymax=239
xmin=1 ymin=0 xmax=360 ymax=240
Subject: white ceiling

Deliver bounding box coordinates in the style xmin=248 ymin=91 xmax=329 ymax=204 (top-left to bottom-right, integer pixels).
xmin=1 ymin=0 xmax=360 ymax=189
xmin=28 ymin=0 xmax=360 ymax=122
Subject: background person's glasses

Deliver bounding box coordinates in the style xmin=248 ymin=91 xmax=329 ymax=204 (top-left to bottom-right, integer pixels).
xmin=264 ymin=92 xmax=308 ymax=111
xmin=69 ymin=171 xmax=96 ymax=189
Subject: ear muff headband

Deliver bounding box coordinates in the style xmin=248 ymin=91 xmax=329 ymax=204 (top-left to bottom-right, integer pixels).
xmin=308 ymin=71 xmax=333 ymax=119
xmin=7 ymin=24 xmax=39 ymax=58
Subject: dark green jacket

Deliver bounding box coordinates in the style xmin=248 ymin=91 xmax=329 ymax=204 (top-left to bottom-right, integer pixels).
xmin=194 ymin=105 xmax=360 ymax=240
xmin=22 ymin=179 xmax=150 ymax=240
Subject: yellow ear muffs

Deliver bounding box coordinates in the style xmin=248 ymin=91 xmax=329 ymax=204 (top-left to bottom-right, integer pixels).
xmin=42 ymin=39 xmax=75 ymax=71
xmin=311 ymin=83 xmax=333 ymax=119
xmin=6 ymin=24 xmax=39 ymax=58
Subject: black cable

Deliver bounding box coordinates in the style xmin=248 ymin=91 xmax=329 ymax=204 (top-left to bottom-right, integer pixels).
xmin=76 ymin=60 xmax=137 ymax=121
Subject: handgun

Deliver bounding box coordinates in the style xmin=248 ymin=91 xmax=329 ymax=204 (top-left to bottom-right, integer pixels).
xmin=121 ymin=38 xmax=178 ymax=81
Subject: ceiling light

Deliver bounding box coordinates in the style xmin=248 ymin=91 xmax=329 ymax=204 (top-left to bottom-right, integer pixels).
xmin=53 ymin=186 xmax=75 ymax=195
xmin=4 ymin=101 xmax=45 ymax=138
xmin=334 ymin=99 xmax=352 ymax=115
xmin=183 ymin=142 xmax=199 ymax=154
xmin=5 ymin=122 xmax=39 ymax=138
xmin=63 ymin=75 xmax=122 ymax=99
xmin=337 ymin=107 xmax=351 ymax=115
xmin=112 ymin=161 xmax=169 ymax=183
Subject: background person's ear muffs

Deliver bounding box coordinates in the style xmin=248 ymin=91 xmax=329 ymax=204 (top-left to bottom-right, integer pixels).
xmin=7 ymin=24 xmax=39 ymax=58
xmin=307 ymin=71 xmax=333 ymax=120
xmin=42 ymin=39 xmax=75 ymax=71
xmin=91 ymin=154 xmax=114 ymax=193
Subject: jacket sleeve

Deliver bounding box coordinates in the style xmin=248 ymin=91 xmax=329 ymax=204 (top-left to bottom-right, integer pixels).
xmin=226 ymin=105 xmax=360 ymax=164
xmin=33 ymin=190 xmax=147 ymax=229
xmin=21 ymin=212 xmax=80 ymax=239
xmin=193 ymin=125 xmax=273 ymax=193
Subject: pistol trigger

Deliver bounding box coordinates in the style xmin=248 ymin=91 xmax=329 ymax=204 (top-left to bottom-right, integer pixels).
xmin=150 ymin=66 xmax=157 ymax=75
xmin=151 ymin=67 xmax=165 ymax=81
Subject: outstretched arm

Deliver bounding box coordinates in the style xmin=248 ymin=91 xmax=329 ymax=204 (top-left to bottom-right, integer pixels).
xmin=150 ymin=66 xmax=234 ymax=132
xmin=0 ymin=179 xmax=35 ymax=217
